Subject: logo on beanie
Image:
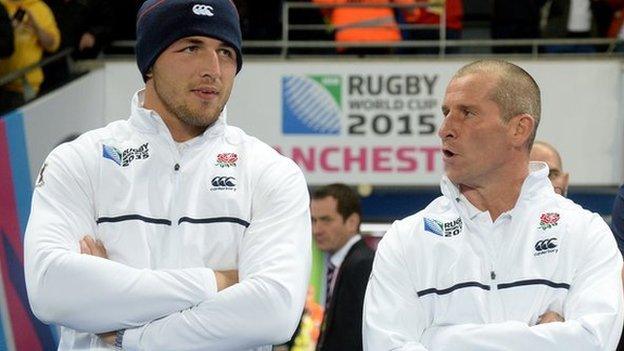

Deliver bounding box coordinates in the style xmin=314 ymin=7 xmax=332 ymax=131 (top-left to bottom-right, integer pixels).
xmin=193 ymin=4 xmax=214 ymax=16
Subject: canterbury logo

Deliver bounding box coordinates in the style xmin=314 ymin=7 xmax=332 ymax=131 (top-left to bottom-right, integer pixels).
xmin=211 ymin=176 xmax=236 ymax=187
xmin=193 ymin=4 xmax=214 ymax=16
xmin=534 ymin=238 xmax=558 ymax=251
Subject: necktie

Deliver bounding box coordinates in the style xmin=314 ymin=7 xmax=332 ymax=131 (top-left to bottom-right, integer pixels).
xmin=325 ymin=262 xmax=336 ymax=308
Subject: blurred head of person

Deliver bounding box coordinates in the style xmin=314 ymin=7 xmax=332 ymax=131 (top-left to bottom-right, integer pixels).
xmin=311 ymin=184 xmax=361 ymax=254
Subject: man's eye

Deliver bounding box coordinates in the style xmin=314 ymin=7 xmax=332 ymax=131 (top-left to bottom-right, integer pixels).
xmin=548 ymin=170 xmax=560 ymax=179
xmin=183 ymin=45 xmax=199 ymax=53
xmin=218 ymin=48 xmax=234 ymax=58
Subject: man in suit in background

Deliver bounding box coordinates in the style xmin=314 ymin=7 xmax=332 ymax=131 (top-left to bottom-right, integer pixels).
xmin=312 ymin=183 xmax=375 ymax=351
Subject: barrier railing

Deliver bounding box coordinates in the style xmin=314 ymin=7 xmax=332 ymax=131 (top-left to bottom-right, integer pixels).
xmin=108 ymin=37 xmax=624 ymax=58
xmin=107 ymin=0 xmax=624 ymax=60
xmin=0 ymin=47 xmax=72 ymax=102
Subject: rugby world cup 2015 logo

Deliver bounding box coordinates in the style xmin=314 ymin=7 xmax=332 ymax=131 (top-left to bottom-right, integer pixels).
xmin=282 ymin=75 xmax=342 ymax=135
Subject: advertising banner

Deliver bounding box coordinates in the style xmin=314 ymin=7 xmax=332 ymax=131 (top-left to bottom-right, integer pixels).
xmin=104 ymin=59 xmax=624 ymax=185
xmin=227 ymin=60 xmax=622 ymax=185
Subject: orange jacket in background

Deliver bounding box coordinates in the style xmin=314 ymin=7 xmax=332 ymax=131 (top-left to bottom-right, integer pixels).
xmin=313 ymin=0 xmax=401 ymax=43
xmin=396 ymin=0 xmax=463 ymax=31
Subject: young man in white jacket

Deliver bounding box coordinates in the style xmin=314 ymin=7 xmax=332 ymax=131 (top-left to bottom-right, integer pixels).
xmin=363 ymin=59 xmax=624 ymax=351
xmin=24 ymin=1 xmax=311 ymax=350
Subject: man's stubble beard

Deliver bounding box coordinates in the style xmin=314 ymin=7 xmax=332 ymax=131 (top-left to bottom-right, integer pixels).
xmin=153 ymin=76 xmax=223 ymax=128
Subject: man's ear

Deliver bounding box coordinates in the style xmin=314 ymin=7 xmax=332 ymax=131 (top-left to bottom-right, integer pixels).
xmin=509 ymin=113 xmax=535 ymax=148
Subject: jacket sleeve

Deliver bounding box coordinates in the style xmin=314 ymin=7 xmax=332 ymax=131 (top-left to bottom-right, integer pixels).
xmin=25 ymin=143 xmax=218 ymax=333
xmin=0 ymin=4 xmax=14 ymax=58
xmin=611 ymin=185 xmax=624 ymax=254
xmin=422 ymin=214 xmax=624 ymax=351
xmin=363 ymin=222 xmax=430 ymax=351
xmin=34 ymin=2 xmax=61 ymax=52
xmin=121 ymin=158 xmax=312 ymax=351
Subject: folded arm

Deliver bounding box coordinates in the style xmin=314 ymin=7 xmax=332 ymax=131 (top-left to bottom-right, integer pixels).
xmin=423 ymin=215 xmax=624 ymax=351
xmin=363 ymin=222 xmax=430 ymax=351
xmin=25 ymin=145 xmax=219 ymax=333
xmin=120 ymin=159 xmax=312 ymax=351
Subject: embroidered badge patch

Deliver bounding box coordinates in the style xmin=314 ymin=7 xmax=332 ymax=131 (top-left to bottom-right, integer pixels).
xmin=423 ymin=217 xmax=462 ymax=237
xmin=538 ymin=212 xmax=560 ymax=230
xmin=215 ymin=153 xmax=238 ymax=168
xmin=103 ymin=143 xmax=149 ymax=167
xmin=210 ymin=176 xmax=237 ymax=191
xmin=424 ymin=218 xmax=444 ymax=236
xmin=534 ymin=237 xmax=559 ymax=256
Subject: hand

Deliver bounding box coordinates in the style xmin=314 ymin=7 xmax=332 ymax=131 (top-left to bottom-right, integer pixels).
xmin=214 ymin=270 xmax=238 ymax=291
xmin=79 ymin=235 xmax=108 ymax=259
xmin=537 ymin=311 xmax=564 ymax=324
xmin=79 ymin=32 xmax=96 ymax=51
xmin=14 ymin=8 xmax=56 ymax=51
xmin=98 ymin=331 xmax=116 ymax=345
xmin=19 ymin=8 xmax=37 ymax=31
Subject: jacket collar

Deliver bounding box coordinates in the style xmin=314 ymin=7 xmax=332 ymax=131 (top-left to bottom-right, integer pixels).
xmin=128 ymin=90 xmax=227 ymax=145
xmin=329 ymin=235 xmax=362 ymax=269
xmin=440 ymin=162 xmax=553 ymax=220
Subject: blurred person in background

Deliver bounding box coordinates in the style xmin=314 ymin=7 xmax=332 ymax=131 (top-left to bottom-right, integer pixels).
xmin=491 ymin=0 xmax=546 ymax=53
xmin=107 ymin=0 xmax=145 ymax=44
xmin=0 ymin=0 xmax=60 ymax=113
xmin=0 ymin=2 xmax=14 ymax=58
xmin=312 ymin=183 xmax=374 ymax=351
xmin=313 ymin=0 xmax=401 ymax=55
xmin=530 ymin=140 xmax=569 ymax=196
xmin=395 ymin=0 xmax=463 ymax=54
xmin=41 ymin=0 xmax=114 ymax=92
xmin=541 ymin=0 xmax=609 ymax=53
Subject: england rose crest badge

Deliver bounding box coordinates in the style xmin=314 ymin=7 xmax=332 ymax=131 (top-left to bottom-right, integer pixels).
xmin=215 ymin=153 xmax=238 ymax=168
xmin=538 ymin=212 xmax=560 ymax=230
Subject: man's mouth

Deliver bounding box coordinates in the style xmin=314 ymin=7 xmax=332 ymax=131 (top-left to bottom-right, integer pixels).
xmin=443 ymin=149 xmax=456 ymax=158
xmin=192 ymin=87 xmax=218 ymax=99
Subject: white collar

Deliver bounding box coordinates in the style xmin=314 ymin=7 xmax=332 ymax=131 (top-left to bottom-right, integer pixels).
xmin=329 ymin=235 xmax=362 ymax=269
xmin=441 ymin=161 xmax=552 ymax=220
xmin=128 ymin=89 xmax=227 ymax=144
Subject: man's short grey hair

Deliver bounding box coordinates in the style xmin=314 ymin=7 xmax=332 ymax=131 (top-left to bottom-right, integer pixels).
xmin=453 ymin=60 xmax=541 ymax=149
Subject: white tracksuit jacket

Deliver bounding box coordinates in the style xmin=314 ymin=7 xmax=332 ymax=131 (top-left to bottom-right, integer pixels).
xmin=24 ymin=91 xmax=312 ymax=351
xmin=364 ymin=162 xmax=624 ymax=350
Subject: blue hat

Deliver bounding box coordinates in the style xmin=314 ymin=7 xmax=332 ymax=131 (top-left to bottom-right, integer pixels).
xmin=136 ymin=0 xmax=242 ymax=80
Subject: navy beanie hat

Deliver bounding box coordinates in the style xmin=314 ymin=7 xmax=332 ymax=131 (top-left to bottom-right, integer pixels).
xmin=136 ymin=0 xmax=242 ymax=80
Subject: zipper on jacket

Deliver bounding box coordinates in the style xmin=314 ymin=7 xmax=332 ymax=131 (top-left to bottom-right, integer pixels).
xmin=490 ymin=271 xmax=496 ymax=280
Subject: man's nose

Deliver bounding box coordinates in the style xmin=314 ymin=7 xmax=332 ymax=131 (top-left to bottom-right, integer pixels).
xmin=438 ymin=114 xmax=456 ymax=140
xmin=200 ymin=50 xmax=221 ymax=79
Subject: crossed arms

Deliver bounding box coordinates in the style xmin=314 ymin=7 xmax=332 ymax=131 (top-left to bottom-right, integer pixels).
xmin=24 ymin=144 xmax=311 ymax=350
xmin=363 ymin=218 xmax=624 ymax=351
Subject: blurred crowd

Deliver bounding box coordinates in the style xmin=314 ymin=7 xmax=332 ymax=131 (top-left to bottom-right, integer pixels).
xmin=2 ymin=0 xmax=624 ymax=114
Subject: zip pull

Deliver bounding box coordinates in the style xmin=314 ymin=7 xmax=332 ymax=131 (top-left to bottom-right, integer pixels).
xmin=490 ymin=271 xmax=496 ymax=280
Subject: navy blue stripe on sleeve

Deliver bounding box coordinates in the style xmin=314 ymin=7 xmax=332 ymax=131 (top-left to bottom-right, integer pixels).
xmin=97 ymin=215 xmax=172 ymax=225
xmin=178 ymin=217 xmax=250 ymax=228
xmin=417 ymin=281 xmax=490 ymax=297
xmin=497 ymin=279 xmax=570 ymax=290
